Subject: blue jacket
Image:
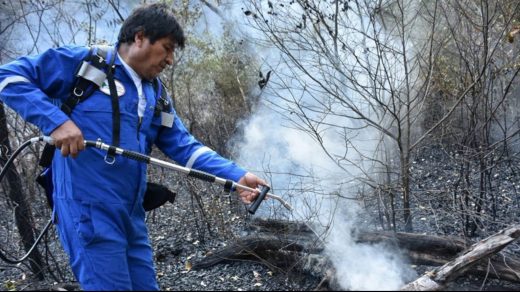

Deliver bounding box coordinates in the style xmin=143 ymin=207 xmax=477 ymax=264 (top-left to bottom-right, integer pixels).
xmin=0 ymin=45 xmax=247 ymax=205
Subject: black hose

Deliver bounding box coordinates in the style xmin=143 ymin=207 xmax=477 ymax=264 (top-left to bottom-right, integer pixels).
xmin=0 ymin=139 xmax=32 ymax=183
xmin=0 ymin=220 xmax=52 ymax=264
xmin=0 ymin=137 xmax=53 ymax=264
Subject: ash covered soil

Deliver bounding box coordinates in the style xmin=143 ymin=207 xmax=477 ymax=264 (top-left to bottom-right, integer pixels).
xmin=3 ymin=145 xmax=520 ymax=290
xmin=140 ymin=181 xmax=323 ymax=292
xmin=0 ymin=176 xmax=322 ymax=291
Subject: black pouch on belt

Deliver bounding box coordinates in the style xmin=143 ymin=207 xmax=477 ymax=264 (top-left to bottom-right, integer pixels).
xmin=142 ymin=182 xmax=177 ymax=211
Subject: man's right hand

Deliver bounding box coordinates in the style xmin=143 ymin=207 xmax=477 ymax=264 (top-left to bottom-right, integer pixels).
xmin=50 ymin=120 xmax=85 ymax=158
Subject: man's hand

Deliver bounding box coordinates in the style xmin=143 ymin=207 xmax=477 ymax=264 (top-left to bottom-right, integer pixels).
xmin=50 ymin=120 xmax=85 ymax=158
xmin=237 ymin=172 xmax=268 ymax=204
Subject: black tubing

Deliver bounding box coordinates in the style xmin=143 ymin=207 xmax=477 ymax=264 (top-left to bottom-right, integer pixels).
xmin=0 ymin=137 xmax=53 ymax=264
xmin=84 ymin=141 xmax=150 ymax=163
xmin=0 ymin=139 xmax=31 ymax=183
xmin=84 ymin=140 xmax=98 ymax=148
xmin=0 ymin=219 xmax=53 ymax=264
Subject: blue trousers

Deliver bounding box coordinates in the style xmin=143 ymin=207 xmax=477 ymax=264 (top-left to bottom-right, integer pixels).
xmin=54 ymin=198 xmax=159 ymax=290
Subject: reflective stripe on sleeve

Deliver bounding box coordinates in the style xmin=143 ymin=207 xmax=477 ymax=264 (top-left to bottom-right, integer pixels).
xmin=186 ymin=146 xmax=213 ymax=169
xmin=0 ymin=76 xmax=30 ymax=93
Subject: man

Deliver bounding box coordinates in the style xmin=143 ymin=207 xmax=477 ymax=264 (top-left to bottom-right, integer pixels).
xmin=0 ymin=3 xmax=266 ymax=290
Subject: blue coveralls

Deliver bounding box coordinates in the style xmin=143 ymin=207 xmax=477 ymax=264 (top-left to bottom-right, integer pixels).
xmin=0 ymin=45 xmax=246 ymax=290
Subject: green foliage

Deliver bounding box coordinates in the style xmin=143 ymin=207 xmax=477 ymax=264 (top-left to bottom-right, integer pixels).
xmin=180 ymin=28 xmax=257 ymax=101
xmin=4 ymin=280 xmax=16 ymax=291
xmin=166 ymin=26 xmax=259 ymax=155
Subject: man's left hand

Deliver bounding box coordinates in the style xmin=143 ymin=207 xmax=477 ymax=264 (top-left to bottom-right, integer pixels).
xmin=236 ymin=172 xmax=268 ymax=204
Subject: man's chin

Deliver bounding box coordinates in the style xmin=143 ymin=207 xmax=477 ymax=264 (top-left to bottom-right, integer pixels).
xmin=144 ymin=73 xmax=159 ymax=81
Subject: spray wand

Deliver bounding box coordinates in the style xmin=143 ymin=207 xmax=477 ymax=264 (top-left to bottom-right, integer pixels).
xmin=72 ymin=137 xmax=293 ymax=213
xmin=0 ymin=136 xmax=292 ymax=213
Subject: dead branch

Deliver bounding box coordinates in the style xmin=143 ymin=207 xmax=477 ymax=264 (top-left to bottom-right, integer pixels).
xmin=401 ymin=224 xmax=520 ymax=291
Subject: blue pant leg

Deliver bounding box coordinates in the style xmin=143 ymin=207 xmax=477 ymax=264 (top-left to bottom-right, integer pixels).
xmin=55 ymin=199 xmax=134 ymax=290
xmin=127 ymin=208 xmax=159 ymax=290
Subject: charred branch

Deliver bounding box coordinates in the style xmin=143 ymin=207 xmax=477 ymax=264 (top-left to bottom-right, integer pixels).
xmin=190 ymin=219 xmax=520 ymax=290
xmin=401 ymin=224 xmax=520 ymax=291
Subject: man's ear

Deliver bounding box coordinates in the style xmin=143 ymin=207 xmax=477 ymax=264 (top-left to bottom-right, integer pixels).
xmin=134 ymin=31 xmax=145 ymax=46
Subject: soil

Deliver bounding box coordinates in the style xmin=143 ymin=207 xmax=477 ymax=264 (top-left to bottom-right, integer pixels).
xmin=2 ymin=145 xmax=520 ymax=291
xmin=0 ymin=177 xmax=323 ymax=291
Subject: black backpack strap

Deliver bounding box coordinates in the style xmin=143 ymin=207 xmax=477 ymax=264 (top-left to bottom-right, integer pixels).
xmin=152 ymin=78 xmax=174 ymax=117
xmin=39 ymin=45 xmax=117 ymax=167
xmin=96 ymin=47 xmax=120 ymax=160
xmin=61 ymin=47 xmax=111 ymax=115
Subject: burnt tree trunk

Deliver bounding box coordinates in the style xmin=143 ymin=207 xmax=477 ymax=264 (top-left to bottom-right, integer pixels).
xmin=0 ymin=104 xmax=44 ymax=279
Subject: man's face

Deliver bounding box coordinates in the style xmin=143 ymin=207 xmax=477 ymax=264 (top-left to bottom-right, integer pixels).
xmin=133 ymin=34 xmax=175 ymax=80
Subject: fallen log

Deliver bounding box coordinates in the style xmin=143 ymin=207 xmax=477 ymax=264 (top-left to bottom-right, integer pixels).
xmin=401 ymin=224 xmax=520 ymax=291
xmin=191 ymin=234 xmax=325 ymax=271
xmin=356 ymin=230 xmax=520 ymax=283
xmin=190 ymin=234 xmax=337 ymax=290
xmin=191 ymin=219 xmax=520 ymax=289
xmin=354 ymin=231 xmax=468 ymax=264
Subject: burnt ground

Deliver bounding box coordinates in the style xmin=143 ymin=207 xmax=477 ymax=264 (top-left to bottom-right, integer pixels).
xmin=2 ymin=145 xmax=520 ymax=290
xmin=0 ymin=175 xmax=323 ymax=291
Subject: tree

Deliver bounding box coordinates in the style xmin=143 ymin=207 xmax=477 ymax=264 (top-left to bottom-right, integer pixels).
xmin=416 ymin=0 xmax=520 ymax=237
xmin=169 ymin=26 xmax=259 ymax=156
xmin=241 ymin=0 xmax=520 ymax=233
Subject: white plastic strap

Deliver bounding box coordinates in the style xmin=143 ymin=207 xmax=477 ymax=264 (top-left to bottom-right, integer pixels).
xmin=76 ymin=61 xmax=107 ymax=87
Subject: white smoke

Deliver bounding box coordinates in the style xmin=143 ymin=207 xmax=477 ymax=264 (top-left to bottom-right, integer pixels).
xmin=201 ymin=1 xmax=418 ymax=290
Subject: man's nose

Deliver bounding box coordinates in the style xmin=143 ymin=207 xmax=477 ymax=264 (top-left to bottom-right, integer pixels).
xmin=165 ymin=53 xmax=173 ymax=65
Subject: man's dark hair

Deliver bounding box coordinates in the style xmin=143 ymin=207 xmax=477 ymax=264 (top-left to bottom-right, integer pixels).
xmin=118 ymin=3 xmax=185 ymax=48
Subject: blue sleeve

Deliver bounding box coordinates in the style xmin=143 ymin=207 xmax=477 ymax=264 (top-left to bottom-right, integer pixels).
xmin=155 ymin=109 xmax=247 ymax=182
xmin=0 ymin=45 xmax=90 ymax=135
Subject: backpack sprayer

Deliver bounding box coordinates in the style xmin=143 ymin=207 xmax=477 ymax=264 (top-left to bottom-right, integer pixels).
xmin=0 ymin=136 xmax=293 ymax=264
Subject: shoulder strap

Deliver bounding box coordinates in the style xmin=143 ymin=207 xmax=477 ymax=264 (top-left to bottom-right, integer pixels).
xmin=152 ymin=78 xmax=174 ymax=117
xmin=104 ymin=48 xmax=120 ymax=159
xmin=39 ymin=45 xmax=117 ymax=167
xmin=60 ymin=46 xmax=115 ymax=115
